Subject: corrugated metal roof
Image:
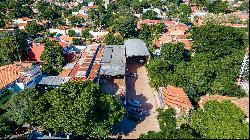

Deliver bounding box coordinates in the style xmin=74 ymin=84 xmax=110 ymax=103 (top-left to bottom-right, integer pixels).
xmin=38 ymin=76 xmax=70 ymax=86
xmin=99 ymin=45 xmax=125 ymax=76
xmin=124 ymin=39 xmax=150 ymax=57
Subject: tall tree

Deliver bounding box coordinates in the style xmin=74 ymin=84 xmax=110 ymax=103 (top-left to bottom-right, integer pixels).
xmin=25 ymin=21 xmax=43 ymax=38
xmin=3 ymin=88 xmax=39 ymax=125
xmin=40 ymin=40 xmax=65 ymax=75
xmin=29 ymin=81 xmax=125 ymax=138
xmin=142 ymin=10 xmax=158 ymax=20
xmin=111 ymin=14 xmax=137 ymax=38
xmin=191 ymin=100 xmax=249 ymax=139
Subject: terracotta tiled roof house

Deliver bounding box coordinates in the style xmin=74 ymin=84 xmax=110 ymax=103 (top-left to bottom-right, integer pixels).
xmin=160 ymin=85 xmax=193 ymax=116
xmin=28 ymin=43 xmax=45 ymax=62
xmin=0 ymin=62 xmax=35 ymax=93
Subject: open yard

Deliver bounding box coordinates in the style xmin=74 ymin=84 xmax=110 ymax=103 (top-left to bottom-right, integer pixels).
xmin=110 ymin=62 xmax=160 ymax=139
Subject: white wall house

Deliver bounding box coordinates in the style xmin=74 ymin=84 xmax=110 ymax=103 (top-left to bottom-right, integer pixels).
xmin=49 ymin=28 xmax=67 ymax=35
xmin=13 ymin=17 xmax=33 ymax=24
xmin=14 ymin=65 xmax=42 ymax=92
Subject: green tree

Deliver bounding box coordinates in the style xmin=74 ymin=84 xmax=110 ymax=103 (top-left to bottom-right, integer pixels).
xmin=40 ymin=41 xmax=65 ymax=75
xmin=0 ymin=117 xmax=11 ymax=138
xmin=139 ymin=108 xmax=198 ymax=139
xmin=52 ymin=18 xmax=66 ymax=27
xmin=111 ymin=14 xmax=137 ymax=37
xmin=0 ymin=29 xmax=28 ymax=63
xmin=68 ymin=15 xmax=83 ymax=27
xmin=68 ymin=29 xmax=76 ymax=37
xmin=29 ymin=81 xmax=125 ymax=138
xmin=72 ymin=38 xmax=81 ymax=45
xmin=142 ymin=10 xmax=158 ymax=20
xmin=191 ymin=100 xmax=249 ymax=139
xmin=238 ymin=0 xmax=249 ymax=12
xmin=104 ymin=33 xmax=124 ymax=45
xmin=25 ymin=21 xmax=43 ymax=37
xmin=207 ymin=0 xmax=229 ymax=14
xmin=3 ymin=88 xmax=39 ymax=125
xmin=81 ymin=28 xmax=91 ymax=40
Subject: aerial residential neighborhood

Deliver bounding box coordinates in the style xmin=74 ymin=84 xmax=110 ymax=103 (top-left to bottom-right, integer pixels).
xmin=0 ymin=0 xmax=249 ymax=139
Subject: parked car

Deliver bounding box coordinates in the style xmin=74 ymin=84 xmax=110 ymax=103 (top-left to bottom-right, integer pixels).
xmin=127 ymin=100 xmax=142 ymax=108
xmin=127 ymin=113 xmax=142 ymax=124
xmin=126 ymin=73 xmax=137 ymax=78
xmin=128 ymin=107 xmax=142 ymax=116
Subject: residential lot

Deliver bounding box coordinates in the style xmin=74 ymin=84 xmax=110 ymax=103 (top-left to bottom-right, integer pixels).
xmin=111 ymin=62 xmax=160 ymax=139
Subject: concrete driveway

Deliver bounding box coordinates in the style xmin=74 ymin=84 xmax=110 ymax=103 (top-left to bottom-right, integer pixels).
xmin=111 ymin=62 xmax=160 ymax=139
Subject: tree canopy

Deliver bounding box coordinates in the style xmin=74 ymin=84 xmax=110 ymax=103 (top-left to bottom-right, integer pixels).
xmin=146 ymin=24 xmax=247 ymax=102
xmin=191 ymin=100 xmax=249 ymax=139
xmin=25 ymin=21 xmax=44 ymax=38
xmin=104 ymin=33 xmax=124 ymax=45
xmin=0 ymin=29 xmax=28 ymax=65
xmin=139 ymin=108 xmax=198 ymax=139
xmin=29 ymin=80 xmax=125 ymax=138
xmin=142 ymin=10 xmax=158 ymax=20
xmin=40 ymin=40 xmax=65 ymax=75
xmin=111 ymin=14 xmax=137 ymax=38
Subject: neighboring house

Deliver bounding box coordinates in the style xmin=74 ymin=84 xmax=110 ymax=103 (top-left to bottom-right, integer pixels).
xmin=14 ymin=65 xmax=42 ymax=92
xmin=36 ymin=76 xmax=71 ymax=93
xmin=0 ymin=62 xmax=41 ymax=93
xmin=190 ymin=11 xmax=208 ymax=23
xmin=159 ymin=85 xmax=193 ymax=116
xmin=49 ymin=26 xmax=70 ymax=35
xmin=28 ymin=42 xmax=45 ymax=62
xmin=89 ymin=30 xmax=109 ymax=41
xmin=13 ymin=17 xmax=33 ymax=24
xmin=60 ymin=35 xmax=73 ymax=44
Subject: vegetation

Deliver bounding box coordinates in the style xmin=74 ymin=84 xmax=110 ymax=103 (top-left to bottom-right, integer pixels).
xmin=81 ymin=28 xmax=91 ymax=40
xmin=28 ymin=81 xmax=125 ymax=138
xmin=104 ymin=33 xmax=124 ymax=45
xmin=25 ymin=21 xmax=44 ymax=38
xmin=138 ymin=23 xmax=166 ymax=47
xmin=0 ymin=29 xmax=28 ymax=65
xmin=142 ymin=10 xmax=158 ymax=20
xmin=3 ymin=88 xmax=40 ymax=126
xmin=191 ymin=100 xmax=249 ymax=139
xmin=0 ymin=117 xmax=11 ymax=138
xmin=111 ymin=14 xmax=137 ymax=38
xmin=68 ymin=29 xmax=76 ymax=37
xmin=139 ymin=108 xmax=199 ymax=139
xmin=146 ymin=24 xmax=247 ymax=102
xmin=40 ymin=40 xmax=65 ymax=75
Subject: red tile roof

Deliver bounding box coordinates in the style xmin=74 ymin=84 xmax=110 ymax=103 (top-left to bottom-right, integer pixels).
xmin=0 ymin=63 xmax=32 ymax=90
xmin=28 ymin=43 xmax=45 ymax=62
xmin=141 ymin=20 xmax=162 ymax=24
xmin=162 ymin=85 xmax=193 ymax=114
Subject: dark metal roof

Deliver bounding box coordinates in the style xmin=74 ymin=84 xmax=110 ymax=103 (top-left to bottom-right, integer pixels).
xmin=99 ymin=45 xmax=126 ymax=76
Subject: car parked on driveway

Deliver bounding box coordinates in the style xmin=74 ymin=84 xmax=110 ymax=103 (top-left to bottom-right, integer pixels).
xmin=127 ymin=113 xmax=142 ymax=124
xmin=126 ymin=73 xmax=137 ymax=78
xmin=127 ymin=100 xmax=142 ymax=108
xmin=128 ymin=107 xmax=142 ymax=116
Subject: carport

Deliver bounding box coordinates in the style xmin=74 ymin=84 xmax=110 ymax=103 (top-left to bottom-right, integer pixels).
xmin=124 ymin=39 xmax=150 ymax=63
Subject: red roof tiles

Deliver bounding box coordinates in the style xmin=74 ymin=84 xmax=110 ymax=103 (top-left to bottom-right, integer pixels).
xmin=162 ymin=85 xmax=193 ymax=114
xmin=0 ymin=63 xmax=32 ymax=90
